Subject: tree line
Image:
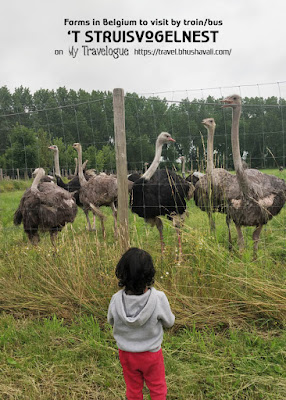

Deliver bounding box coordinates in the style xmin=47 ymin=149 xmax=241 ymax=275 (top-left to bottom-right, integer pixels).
xmin=0 ymin=86 xmax=285 ymax=178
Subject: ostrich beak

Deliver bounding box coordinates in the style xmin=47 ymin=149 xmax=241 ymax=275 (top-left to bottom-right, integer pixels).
xmin=48 ymin=146 xmax=53 ymax=150
xmin=221 ymin=98 xmax=233 ymax=108
xmin=168 ymin=137 xmax=176 ymax=142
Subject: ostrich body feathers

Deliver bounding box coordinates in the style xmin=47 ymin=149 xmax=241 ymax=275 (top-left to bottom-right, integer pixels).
xmin=14 ymin=181 xmax=77 ymax=241
xmin=131 ymin=169 xmax=193 ymax=221
xmin=227 ymin=169 xmax=286 ymax=226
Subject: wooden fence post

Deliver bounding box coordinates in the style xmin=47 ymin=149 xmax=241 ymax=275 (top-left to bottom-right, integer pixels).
xmin=113 ymin=88 xmax=129 ymax=251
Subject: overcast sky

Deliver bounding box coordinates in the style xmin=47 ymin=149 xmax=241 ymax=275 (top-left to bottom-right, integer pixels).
xmin=1 ymin=0 xmax=286 ymax=100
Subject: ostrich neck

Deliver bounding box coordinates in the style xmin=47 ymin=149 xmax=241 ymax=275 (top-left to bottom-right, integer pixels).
xmin=142 ymin=140 xmax=164 ymax=181
xmin=31 ymin=170 xmax=44 ymax=191
xmin=231 ymin=106 xmax=250 ymax=195
xmin=54 ymin=149 xmax=61 ymax=176
xmin=74 ymin=158 xmax=78 ymax=175
xmin=77 ymin=146 xmax=87 ymax=185
xmin=181 ymin=158 xmax=185 ymax=176
xmin=206 ymin=127 xmax=214 ymax=175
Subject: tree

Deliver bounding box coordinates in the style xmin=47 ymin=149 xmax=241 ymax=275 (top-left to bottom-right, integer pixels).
xmin=0 ymin=86 xmax=14 ymax=151
xmin=4 ymin=124 xmax=37 ymax=176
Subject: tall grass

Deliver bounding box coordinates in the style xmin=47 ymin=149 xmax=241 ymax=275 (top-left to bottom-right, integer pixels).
xmin=1 ymin=186 xmax=285 ymax=330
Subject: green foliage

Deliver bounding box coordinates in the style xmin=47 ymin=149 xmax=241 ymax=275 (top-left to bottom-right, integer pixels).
xmin=2 ymin=125 xmax=53 ymax=175
xmin=4 ymin=124 xmax=38 ymax=170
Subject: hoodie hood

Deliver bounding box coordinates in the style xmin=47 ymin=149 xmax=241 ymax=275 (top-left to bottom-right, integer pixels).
xmin=115 ymin=288 xmax=157 ymax=327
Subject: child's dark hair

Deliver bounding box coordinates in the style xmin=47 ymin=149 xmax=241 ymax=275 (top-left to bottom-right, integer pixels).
xmin=115 ymin=247 xmax=155 ymax=295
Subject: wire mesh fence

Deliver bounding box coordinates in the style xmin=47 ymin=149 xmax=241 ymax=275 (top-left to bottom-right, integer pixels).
xmin=0 ymin=83 xmax=285 ymax=345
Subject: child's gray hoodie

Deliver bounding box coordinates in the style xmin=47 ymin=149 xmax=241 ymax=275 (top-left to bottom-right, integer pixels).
xmin=107 ymin=287 xmax=175 ymax=352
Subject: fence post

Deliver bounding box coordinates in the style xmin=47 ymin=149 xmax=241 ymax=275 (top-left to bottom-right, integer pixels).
xmin=113 ymin=88 xmax=129 ymax=251
xmin=0 ymin=169 xmax=3 ymax=180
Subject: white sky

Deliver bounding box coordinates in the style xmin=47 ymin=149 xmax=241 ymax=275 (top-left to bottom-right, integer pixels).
xmin=1 ymin=0 xmax=286 ymax=99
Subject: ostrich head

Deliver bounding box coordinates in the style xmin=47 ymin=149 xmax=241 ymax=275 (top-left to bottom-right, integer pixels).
xmin=202 ymin=118 xmax=216 ymax=129
xmin=72 ymin=143 xmax=81 ymax=151
xmin=48 ymin=145 xmax=58 ymax=152
xmin=157 ymin=132 xmax=175 ymax=145
xmin=32 ymin=168 xmax=46 ymax=178
xmin=221 ymin=94 xmax=242 ymax=108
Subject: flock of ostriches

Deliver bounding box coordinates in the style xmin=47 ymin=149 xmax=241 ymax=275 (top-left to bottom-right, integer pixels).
xmin=14 ymin=95 xmax=286 ymax=259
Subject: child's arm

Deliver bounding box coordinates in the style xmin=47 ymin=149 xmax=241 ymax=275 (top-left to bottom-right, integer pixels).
xmin=157 ymin=292 xmax=175 ymax=328
xmin=107 ymin=297 xmax=115 ymax=326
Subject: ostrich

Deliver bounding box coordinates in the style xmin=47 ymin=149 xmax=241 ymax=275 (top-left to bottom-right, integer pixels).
xmin=49 ymin=144 xmax=97 ymax=229
xmin=222 ymin=94 xmax=286 ymax=258
xmin=72 ymin=142 xmax=118 ymax=237
xmin=131 ymin=132 xmax=194 ymax=254
xmin=13 ymin=168 xmax=77 ymax=244
xmin=193 ymin=118 xmax=235 ymax=233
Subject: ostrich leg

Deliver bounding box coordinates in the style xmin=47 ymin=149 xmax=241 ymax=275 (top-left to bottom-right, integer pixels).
xmin=235 ymin=225 xmax=245 ymax=253
xmin=154 ymin=217 xmax=165 ymax=253
xmin=27 ymin=230 xmax=40 ymax=245
xmin=84 ymin=210 xmax=94 ymax=231
xmin=175 ymin=227 xmax=183 ymax=261
xmin=92 ymin=214 xmax=96 ymax=230
xmin=252 ymin=224 xmax=263 ymax=260
xmin=226 ymin=215 xmax=233 ymax=250
xmin=99 ymin=214 xmax=106 ymax=239
xmin=172 ymin=213 xmax=185 ymax=260
xmin=111 ymin=202 xmax=118 ymax=238
xmin=50 ymin=231 xmax=58 ymax=247
xmin=208 ymin=211 xmax=216 ymax=232
xmin=89 ymin=204 xmax=106 ymax=238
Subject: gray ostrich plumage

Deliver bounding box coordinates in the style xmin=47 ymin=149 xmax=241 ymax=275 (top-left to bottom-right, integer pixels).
xmin=194 ymin=118 xmax=235 ymax=235
xmin=222 ymin=94 xmax=286 ymax=258
xmin=72 ymin=142 xmax=118 ymax=237
xmin=49 ymin=144 xmax=97 ymax=229
xmin=13 ymin=168 xmax=77 ymax=244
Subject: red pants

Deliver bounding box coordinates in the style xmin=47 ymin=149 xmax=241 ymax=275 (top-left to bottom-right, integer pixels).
xmin=119 ymin=348 xmax=167 ymax=400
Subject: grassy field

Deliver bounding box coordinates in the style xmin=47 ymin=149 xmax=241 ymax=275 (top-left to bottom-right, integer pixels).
xmin=0 ymin=170 xmax=285 ymax=399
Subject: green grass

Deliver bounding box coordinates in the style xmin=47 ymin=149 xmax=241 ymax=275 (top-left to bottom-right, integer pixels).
xmin=0 ymin=170 xmax=285 ymax=399
xmin=0 ymin=313 xmax=285 ymax=400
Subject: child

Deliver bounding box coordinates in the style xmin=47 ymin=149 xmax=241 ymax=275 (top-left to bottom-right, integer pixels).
xmin=107 ymin=247 xmax=175 ymax=400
